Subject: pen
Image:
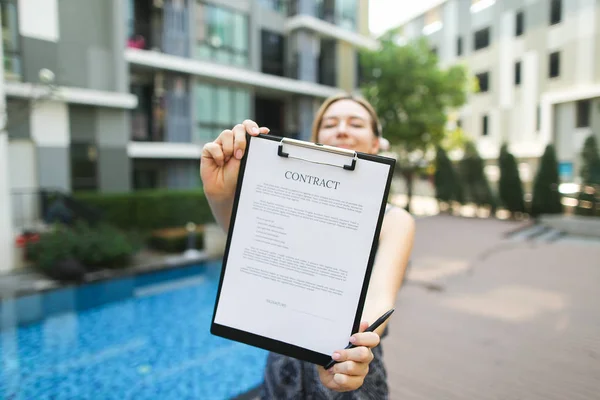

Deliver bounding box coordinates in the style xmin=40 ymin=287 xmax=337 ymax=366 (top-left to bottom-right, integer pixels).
xmin=324 ymin=308 xmax=395 ymax=370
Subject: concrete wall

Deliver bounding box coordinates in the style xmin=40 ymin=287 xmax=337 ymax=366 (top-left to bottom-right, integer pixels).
xmin=18 ymin=0 xmax=126 ymax=92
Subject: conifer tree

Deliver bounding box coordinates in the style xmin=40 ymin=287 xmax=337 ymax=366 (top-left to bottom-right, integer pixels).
xmin=576 ymin=134 xmax=600 ymax=216
xmin=498 ymin=143 xmax=525 ymax=216
xmin=531 ymin=144 xmax=562 ymax=216
xmin=459 ymin=141 xmax=496 ymax=210
xmin=434 ymin=146 xmax=463 ymax=212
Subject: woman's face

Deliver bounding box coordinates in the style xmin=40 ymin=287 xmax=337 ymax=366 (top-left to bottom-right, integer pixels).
xmin=316 ymin=99 xmax=380 ymax=155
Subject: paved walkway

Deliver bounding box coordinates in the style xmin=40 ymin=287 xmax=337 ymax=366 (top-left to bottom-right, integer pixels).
xmin=383 ymin=215 xmax=600 ymax=400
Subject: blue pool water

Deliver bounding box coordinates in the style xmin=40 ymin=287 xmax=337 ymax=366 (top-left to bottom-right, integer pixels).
xmin=0 ymin=261 xmax=268 ymax=399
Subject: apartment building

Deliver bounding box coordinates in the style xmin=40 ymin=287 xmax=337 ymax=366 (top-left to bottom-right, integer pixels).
xmin=0 ymin=0 xmax=376 ymax=270
xmin=3 ymin=0 xmax=374 ymax=195
xmin=125 ymin=0 xmax=374 ymax=190
xmin=394 ymin=0 xmax=600 ymax=187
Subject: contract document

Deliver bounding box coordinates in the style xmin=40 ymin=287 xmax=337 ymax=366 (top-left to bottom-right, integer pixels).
xmin=211 ymin=134 xmax=395 ymax=366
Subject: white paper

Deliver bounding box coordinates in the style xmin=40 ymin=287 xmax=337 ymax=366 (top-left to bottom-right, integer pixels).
xmin=214 ymin=137 xmax=391 ymax=356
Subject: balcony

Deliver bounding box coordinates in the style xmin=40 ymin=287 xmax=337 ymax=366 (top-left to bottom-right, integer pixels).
xmin=127 ymin=0 xmax=189 ymax=57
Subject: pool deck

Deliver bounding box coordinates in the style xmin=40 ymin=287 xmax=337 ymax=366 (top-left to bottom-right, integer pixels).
xmin=383 ymin=214 xmax=600 ymax=400
xmin=0 ymin=248 xmax=216 ymax=299
xmin=3 ymin=214 xmax=600 ymax=399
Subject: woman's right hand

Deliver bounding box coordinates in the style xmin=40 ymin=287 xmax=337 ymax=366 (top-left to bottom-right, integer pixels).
xmin=200 ymin=119 xmax=269 ymax=202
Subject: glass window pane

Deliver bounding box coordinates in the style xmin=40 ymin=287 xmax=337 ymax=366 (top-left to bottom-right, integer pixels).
xmin=233 ymin=54 xmax=246 ymax=66
xmin=195 ymin=83 xmax=212 ymax=123
xmin=216 ymin=48 xmax=231 ymax=63
xmin=233 ymin=89 xmax=250 ymax=122
xmin=216 ymin=88 xmax=231 ymax=125
xmin=195 ymin=4 xmax=206 ymax=42
xmin=233 ymin=14 xmax=247 ymax=52
xmin=222 ymin=9 xmax=233 ymax=48
xmin=195 ymin=43 xmax=211 ymax=60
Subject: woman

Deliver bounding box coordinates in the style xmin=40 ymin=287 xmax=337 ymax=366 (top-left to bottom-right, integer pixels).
xmin=200 ymin=93 xmax=415 ymax=398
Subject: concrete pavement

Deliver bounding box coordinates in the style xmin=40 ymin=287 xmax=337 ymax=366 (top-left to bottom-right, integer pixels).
xmin=383 ymin=215 xmax=600 ymax=400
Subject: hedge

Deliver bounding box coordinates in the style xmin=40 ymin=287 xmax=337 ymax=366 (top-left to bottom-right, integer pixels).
xmin=73 ymin=189 xmax=216 ymax=231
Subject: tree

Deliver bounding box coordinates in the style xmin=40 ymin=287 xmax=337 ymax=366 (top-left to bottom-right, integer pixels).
xmin=531 ymin=144 xmax=562 ymax=217
xmin=459 ymin=141 xmax=496 ymax=211
xmin=576 ymin=134 xmax=600 ymax=216
xmin=359 ymin=36 xmax=470 ymax=212
xmin=434 ymin=146 xmax=464 ymax=212
xmin=498 ymin=143 xmax=525 ymax=216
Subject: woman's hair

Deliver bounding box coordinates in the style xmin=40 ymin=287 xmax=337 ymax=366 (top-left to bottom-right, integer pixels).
xmin=310 ymin=93 xmax=382 ymax=143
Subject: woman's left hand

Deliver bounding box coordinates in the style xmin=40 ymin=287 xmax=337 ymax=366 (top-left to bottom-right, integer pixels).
xmin=317 ymin=321 xmax=380 ymax=392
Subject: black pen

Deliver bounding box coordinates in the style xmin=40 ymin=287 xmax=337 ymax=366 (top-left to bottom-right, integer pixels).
xmin=324 ymin=308 xmax=395 ymax=370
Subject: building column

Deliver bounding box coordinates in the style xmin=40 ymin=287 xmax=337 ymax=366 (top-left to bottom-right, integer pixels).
xmin=298 ymin=96 xmax=315 ymax=141
xmin=30 ymin=101 xmax=71 ymax=191
xmin=96 ymin=108 xmax=131 ymax=192
xmin=0 ymin=6 xmax=15 ymax=272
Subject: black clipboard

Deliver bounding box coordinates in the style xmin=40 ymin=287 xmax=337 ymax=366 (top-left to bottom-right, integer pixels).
xmin=210 ymin=133 xmax=396 ymax=366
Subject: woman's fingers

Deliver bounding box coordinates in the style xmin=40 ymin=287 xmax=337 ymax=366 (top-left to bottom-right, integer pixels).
xmin=331 ymin=360 xmax=369 ymax=377
xmin=243 ymin=119 xmax=270 ymax=136
xmin=332 ymin=345 xmax=374 ymax=366
xmin=349 ymin=331 xmax=380 ymax=348
xmin=232 ymin=124 xmax=247 ymax=160
xmin=210 ymin=121 xmax=270 ymax=164
xmin=332 ymin=373 xmax=365 ymax=391
xmin=215 ymin=129 xmax=234 ymax=160
xmin=202 ymin=142 xmax=225 ymax=167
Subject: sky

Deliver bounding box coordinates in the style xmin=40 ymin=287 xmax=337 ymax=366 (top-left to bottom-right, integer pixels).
xmin=368 ymin=0 xmax=445 ymax=36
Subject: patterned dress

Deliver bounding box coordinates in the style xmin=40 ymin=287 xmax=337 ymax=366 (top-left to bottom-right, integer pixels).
xmin=258 ymin=205 xmax=396 ymax=399
xmin=259 ymin=331 xmax=389 ymax=400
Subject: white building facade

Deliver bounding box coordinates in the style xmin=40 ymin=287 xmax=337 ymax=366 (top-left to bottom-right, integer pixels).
xmin=395 ymin=0 xmax=600 ymax=188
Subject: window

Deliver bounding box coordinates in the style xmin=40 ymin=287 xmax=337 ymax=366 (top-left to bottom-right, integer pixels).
xmin=317 ymin=0 xmax=357 ymax=31
xmin=457 ymin=37 xmax=463 ymax=56
xmin=476 ymin=72 xmax=490 ymax=92
xmin=194 ymin=82 xmax=250 ymax=143
xmin=549 ymin=51 xmax=560 ymax=78
xmin=195 ymin=2 xmax=249 ymax=66
xmin=70 ymin=142 xmax=98 ymax=192
xmin=576 ymin=100 xmax=591 ymax=128
xmin=261 ymin=30 xmax=284 ymax=76
xmin=1 ymin=0 xmax=21 ymax=80
xmin=258 ymin=0 xmax=288 ymax=14
xmin=515 ymin=11 xmax=524 ymax=36
xmin=514 ymin=61 xmax=521 ymax=85
xmin=550 ymin=0 xmax=562 ymax=25
xmin=336 ymin=0 xmax=358 ymax=31
xmin=474 ymin=27 xmax=490 ymax=51
xmin=482 ymin=115 xmax=489 ymax=136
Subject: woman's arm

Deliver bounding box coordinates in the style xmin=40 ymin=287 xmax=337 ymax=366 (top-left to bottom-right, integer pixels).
xmin=361 ymin=206 xmax=415 ymax=336
xmin=316 ymin=206 xmax=415 ymax=392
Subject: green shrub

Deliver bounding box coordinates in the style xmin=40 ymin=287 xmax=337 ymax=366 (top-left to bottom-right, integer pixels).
xmin=147 ymin=226 xmax=205 ymax=253
xmin=74 ymin=189 xmax=215 ymax=231
xmin=27 ymin=222 xmax=139 ymax=275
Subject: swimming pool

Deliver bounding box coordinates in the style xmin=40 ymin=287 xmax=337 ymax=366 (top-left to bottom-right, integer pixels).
xmin=0 ymin=260 xmax=268 ymax=399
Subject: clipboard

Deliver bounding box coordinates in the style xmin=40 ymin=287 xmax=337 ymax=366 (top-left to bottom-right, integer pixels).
xmin=210 ymin=133 xmax=396 ymax=366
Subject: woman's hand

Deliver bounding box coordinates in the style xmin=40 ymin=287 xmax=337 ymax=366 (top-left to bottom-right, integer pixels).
xmin=317 ymin=321 xmax=380 ymax=392
xmin=200 ymin=119 xmax=269 ymax=200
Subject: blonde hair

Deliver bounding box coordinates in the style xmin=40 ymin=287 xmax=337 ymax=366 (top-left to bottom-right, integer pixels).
xmin=310 ymin=93 xmax=382 ymax=143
